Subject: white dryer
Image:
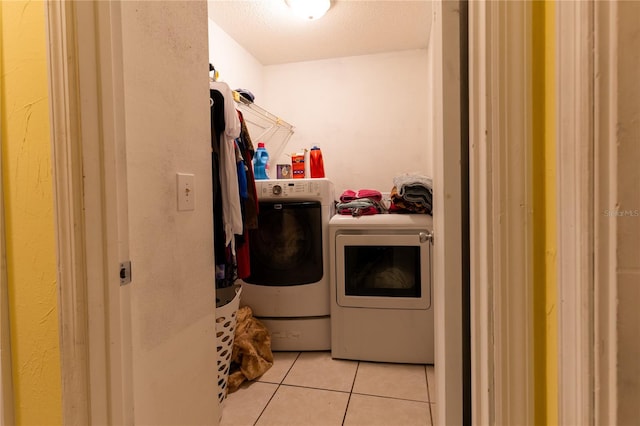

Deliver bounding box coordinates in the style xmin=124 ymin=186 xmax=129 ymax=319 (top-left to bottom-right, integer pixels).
xmin=241 ymin=178 xmax=335 ymax=351
xmin=329 ymin=214 xmax=434 ymax=364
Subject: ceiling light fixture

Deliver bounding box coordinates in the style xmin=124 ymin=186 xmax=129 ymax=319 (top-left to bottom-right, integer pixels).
xmin=285 ymin=0 xmax=331 ymax=20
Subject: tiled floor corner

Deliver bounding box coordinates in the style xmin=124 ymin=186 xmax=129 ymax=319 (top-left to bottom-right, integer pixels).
xmin=282 ymin=352 xmax=358 ymax=392
xmin=352 ymin=362 xmax=429 ymax=402
xmin=257 ymin=385 xmax=350 ymax=426
xmin=343 ymin=393 xmax=431 ymax=426
xmin=221 ymin=351 xmax=435 ymax=426
xmin=256 ymin=351 xmax=299 ymax=385
xmin=220 ymin=382 xmax=278 ymax=426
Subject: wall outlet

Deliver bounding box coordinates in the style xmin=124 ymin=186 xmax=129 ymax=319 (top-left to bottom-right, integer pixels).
xmin=177 ymin=173 xmax=195 ymax=211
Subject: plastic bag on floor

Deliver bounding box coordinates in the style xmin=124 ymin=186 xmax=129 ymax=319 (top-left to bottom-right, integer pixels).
xmin=227 ymin=305 xmax=274 ymax=393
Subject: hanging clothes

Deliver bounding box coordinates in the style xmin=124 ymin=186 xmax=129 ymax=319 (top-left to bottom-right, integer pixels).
xmin=234 ymin=110 xmax=259 ymax=280
xmin=210 ymin=80 xmax=243 ymax=247
xmin=210 ymin=89 xmax=227 ymax=274
xmin=236 ymin=110 xmax=258 ymax=230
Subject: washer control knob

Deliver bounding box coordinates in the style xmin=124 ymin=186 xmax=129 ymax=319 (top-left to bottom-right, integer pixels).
xmin=272 ymin=185 xmax=282 ymax=195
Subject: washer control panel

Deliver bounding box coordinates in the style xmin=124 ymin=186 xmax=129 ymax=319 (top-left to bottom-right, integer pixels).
xmin=258 ymin=180 xmax=323 ymax=198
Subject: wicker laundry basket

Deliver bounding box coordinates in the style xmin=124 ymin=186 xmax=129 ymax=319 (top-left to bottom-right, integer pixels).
xmin=215 ymin=284 xmax=242 ymax=416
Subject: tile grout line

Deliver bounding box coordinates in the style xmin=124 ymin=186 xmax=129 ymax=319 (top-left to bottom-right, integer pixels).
xmin=247 ymin=354 xmax=433 ymax=426
xmin=425 ymin=364 xmax=431 ymax=402
xmin=252 ymin=352 xmax=302 ymax=426
xmin=341 ymin=360 xmax=360 ymax=425
xmin=253 ymin=383 xmax=433 ymax=402
xmin=426 ymin=364 xmax=434 ymax=426
xmin=349 ymin=391 xmax=431 ymax=404
xmin=429 ymin=402 xmax=435 ymax=426
xmin=275 ymin=383 xmax=352 ymax=394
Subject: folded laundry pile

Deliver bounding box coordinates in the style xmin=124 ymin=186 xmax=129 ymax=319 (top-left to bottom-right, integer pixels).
xmin=389 ymin=173 xmax=433 ymax=214
xmin=337 ymin=189 xmax=386 ymax=217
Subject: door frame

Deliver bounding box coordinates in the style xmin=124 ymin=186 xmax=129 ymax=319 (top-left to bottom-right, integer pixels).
xmin=553 ymin=1 xmax=625 ymax=424
xmin=469 ymin=1 xmax=536 ymax=423
xmin=469 ymin=1 xmax=600 ymax=425
xmin=1 ymin=114 xmax=16 ymax=426
xmin=46 ymin=1 xmax=131 ymax=424
xmin=592 ymin=1 xmax=622 ymax=424
xmin=431 ymin=1 xmax=465 ymax=424
xmin=555 ymin=1 xmax=596 ymax=424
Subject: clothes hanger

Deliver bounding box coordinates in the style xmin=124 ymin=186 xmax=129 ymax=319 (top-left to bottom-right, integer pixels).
xmin=209 ymin=63 xmax=219 ymax=82
xmin=209 ymin=64 xmax=218 ymax=107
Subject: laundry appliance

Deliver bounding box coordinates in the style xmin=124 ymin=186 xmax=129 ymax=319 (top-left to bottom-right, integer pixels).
xmin=241 ymin=178 xmax=335 ymax=350
xmin=329 ymin=213 xmax=434 ymax=364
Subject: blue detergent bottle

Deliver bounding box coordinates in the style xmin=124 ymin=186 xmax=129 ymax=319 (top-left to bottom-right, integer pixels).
xmin=253 ymin=142 xmax=269 ymax=180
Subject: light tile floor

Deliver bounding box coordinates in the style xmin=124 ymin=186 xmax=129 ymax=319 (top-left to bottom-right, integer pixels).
xmin=220 ymin=351 xmax=435 ymax=426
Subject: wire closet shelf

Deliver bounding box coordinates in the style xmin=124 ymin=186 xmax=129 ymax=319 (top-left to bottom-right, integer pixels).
xmin=233 ymin=91 xmax=294 ymax=165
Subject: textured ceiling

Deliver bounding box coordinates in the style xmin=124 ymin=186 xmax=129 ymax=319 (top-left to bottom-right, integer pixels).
xmin=207 ymin=0 xmax=433 ymax=65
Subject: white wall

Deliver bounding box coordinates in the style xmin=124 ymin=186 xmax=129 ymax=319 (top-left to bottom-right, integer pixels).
xmin=207 ymin=16 xmax=433 ymax=197
xmin=263 ymin=49 xmax=432 ymax=195
xmin=120 ymin=2 xmax=218 ymax=424
xmin=208 ymin=19 xmax=264 ymax=99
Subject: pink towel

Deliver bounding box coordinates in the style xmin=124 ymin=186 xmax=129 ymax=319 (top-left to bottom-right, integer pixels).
xmin=340 ymin=189 xmax=357 ymax=203
xmin=356 ymin=189 xmax=382 ymax=202
xmin=340 ymin=189 xmax=382 ymax=203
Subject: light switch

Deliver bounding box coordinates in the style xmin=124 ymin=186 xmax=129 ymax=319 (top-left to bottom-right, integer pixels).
xmin=177 ymin=173 xmax=195 ymax=211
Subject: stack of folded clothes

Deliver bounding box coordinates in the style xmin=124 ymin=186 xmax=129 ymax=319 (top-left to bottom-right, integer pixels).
xmin=389 ymin=173 xmax=433 ymax=215
xmin=336 ymin=189 xmax=386 ymax=217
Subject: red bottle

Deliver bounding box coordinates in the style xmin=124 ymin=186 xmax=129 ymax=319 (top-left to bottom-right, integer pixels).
xmin=310 ymin=146 xmax=325 ymax=178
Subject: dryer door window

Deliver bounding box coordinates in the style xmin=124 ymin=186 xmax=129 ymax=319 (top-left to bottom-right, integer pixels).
xmin=335 ymin=233 xmax=431 ymax=309
xmin=245 ymin=201 xmax=323 ymax=286
xmin=344 ymin=245 xmax=421 ymax=298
